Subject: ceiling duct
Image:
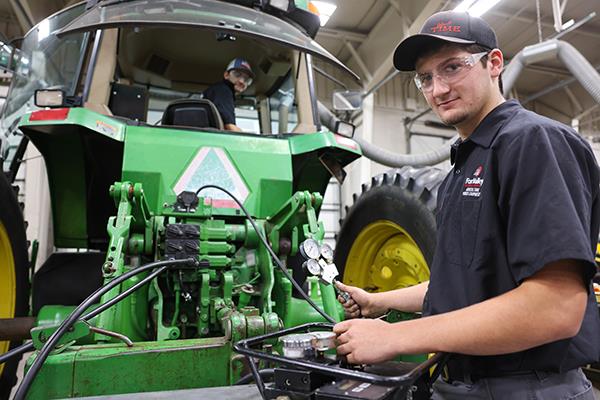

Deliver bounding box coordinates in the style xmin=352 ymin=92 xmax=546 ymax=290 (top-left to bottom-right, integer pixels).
xmin=503 ymin=39 xmax=600 ymax=105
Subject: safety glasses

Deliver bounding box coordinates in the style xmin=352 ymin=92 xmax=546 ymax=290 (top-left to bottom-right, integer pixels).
xmin=414 ymin=51 xmax=489 ymax=93
xmin=230 ymin=69 xmax=253 ymax=87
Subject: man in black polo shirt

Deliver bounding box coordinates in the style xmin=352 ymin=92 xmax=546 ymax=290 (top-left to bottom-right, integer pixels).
xmin=203 ymin=58 xmax=254 ymax=131
xmin=333 ymin=11 xmax=599 ymax=399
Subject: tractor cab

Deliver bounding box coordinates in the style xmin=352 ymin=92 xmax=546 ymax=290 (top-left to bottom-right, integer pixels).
xmin=1 ymin=0 xmax=357 ymax=149
xmin=1 ymin=0 xmax=361 ymax=251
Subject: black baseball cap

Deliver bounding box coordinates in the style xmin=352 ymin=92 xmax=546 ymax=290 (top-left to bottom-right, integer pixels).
xmin=393 ymin=11 xmax=498 ymax=71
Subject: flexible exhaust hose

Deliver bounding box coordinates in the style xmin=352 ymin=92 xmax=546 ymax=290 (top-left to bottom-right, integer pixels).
xmin=503 ymin=39 xmax=600 ymax=104
xmin=317 ymin=101 xmax=455 ymax=168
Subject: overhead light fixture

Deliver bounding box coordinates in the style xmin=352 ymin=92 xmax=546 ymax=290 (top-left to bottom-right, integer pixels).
xmin=561 ymin=19 xmax=575 ymax=30
xmin=453 ymin=0 xmax=503 ymax=17
xmin=310 ymin=1 xmax=337 ymax=27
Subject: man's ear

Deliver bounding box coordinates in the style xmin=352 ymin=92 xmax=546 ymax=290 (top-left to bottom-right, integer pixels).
xmin=488 ymin=49 xmax=504 ymax=80
xmin=224 ymin=71 xmax=230 ymax=80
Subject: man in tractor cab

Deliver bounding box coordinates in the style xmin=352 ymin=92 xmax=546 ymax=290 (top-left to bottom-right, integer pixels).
xmin=202 ymin=58 xmax=254 ymax=132
xmin=334 ymin=11 xmax=600 ymax=400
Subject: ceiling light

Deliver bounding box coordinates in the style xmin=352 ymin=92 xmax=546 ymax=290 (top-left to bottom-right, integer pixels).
xmin=561 ymin=19 xmax=575 ymax=30
xmin=310 ymin=1 xmax=337 ymax=27
xmin=454 ymin=0 xmax=502 ymax=17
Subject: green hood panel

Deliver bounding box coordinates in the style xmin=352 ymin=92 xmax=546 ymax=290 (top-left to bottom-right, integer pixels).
xmin=19 ymin=108 xmax=360 ymax=249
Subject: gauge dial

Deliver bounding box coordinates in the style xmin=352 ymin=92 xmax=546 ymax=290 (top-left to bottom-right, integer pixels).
xmin=304 ymin=259 xmax=321 ymax=276
xmin=320 ymin=243 xmax=334 ymax=262
xmin=299 ymin=239 xmax=320 ymax=260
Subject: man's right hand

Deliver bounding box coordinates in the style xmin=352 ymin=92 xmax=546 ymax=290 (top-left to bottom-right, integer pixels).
xmin=335 ymin=281 xmax=388 ymax=319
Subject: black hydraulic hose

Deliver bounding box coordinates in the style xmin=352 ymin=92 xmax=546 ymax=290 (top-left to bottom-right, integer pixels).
xmin=0 ymin=342 xmax=34 ymax=365
xmin=234 ymin=368 xmax=275 ymax=385
xmin=14 ymin=257 xmax=196 ymax=400
xmin=195 ymin=185 xmax=336 ymax=324
xmin=248 ymin=356 xmax=266 ymax=398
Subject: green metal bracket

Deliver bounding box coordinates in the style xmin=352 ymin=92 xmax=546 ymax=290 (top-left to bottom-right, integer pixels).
xmin=105 ymin=182 xmax=154 ymax=274
xmin=31 ymin=320 xmax=91 ymax=350
xmin=318 ymin=281 xmax=343 ymax=322
xmin=302 ymin=190 xmax=324 ymax=241
xmin=223 ymin=271 xmax=233 ymax=307
xmin=253 ymin=220 xmax=274 ymax=313
xmin=131 ymin=183 xmax=153 ymax=232
xmin=267 ymin=191 xmax=324 ymax=255
xmin=95 ymin=181 xmax=155 ymax=342
xmin=104 ymin=182 xmax=134 ymax=279
xmin=152 ymin=279 xmax=181 ymax=341
xmin=198 ymin=272 xmax=210 ymax=337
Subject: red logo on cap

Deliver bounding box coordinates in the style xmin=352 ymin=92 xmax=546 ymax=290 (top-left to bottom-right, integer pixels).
xmin=431 ymin=20 xmax=462 ymax=33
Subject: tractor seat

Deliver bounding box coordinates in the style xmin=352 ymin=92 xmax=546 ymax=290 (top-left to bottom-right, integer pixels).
xmin=161 ymin=99 xmax=224 ymax=130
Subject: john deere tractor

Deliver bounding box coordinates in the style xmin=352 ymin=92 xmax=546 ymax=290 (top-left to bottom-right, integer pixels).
xmin=0 ymin=1 xmax=442 ymax=398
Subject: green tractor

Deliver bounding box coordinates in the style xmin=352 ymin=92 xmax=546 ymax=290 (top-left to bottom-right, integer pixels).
xmin=0 ymin=1 xmax=443 ymax=398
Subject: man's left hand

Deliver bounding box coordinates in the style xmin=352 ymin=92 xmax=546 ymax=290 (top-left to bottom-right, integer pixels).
xmin=333 ymin=319 xmax=397 ymax=364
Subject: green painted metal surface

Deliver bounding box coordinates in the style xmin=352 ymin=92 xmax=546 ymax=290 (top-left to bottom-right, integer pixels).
xmin=22 ymin=108 xmax=126 ymax=140
xmin=19 ymin=109 xmax=125 ymax=248
xmin=122 ymin=126 xmax=293 ymax=218
xmin=26 ymin=338 xmax=232 ymax=398
xmin=18 ymin=108 xmax=361 ymax=247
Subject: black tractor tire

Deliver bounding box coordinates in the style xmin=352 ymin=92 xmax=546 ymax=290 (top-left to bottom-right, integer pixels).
xmin=0 ymin=172 xmax=30 ymax=399
xmin=334 ymin=166 xmax=447 ymax=291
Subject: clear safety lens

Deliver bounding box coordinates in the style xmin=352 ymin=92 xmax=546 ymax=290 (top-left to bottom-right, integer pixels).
xmin=230 ymin=69 xmax=253 ymax=86
xmin=414 ymin=51 xmax=489 ymax=92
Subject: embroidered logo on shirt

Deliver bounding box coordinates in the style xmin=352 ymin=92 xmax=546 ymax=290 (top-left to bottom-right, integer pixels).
xmin=463 ymin=166 xmax=484 ymax=197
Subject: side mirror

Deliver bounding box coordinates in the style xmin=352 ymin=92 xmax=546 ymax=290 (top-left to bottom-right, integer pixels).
xmin=334 ymin=120 xmax=355 ymax=138
xmin=34 ymin=89 xmax=82 ymax=108
xmin=332 ymin=90 xmax=363 ymax=111
xmin=35 ymin=89 xmax=65 ymax=107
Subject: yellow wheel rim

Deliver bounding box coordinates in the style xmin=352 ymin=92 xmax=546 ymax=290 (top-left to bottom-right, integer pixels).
xmin=343 ymin=221 xmax=430 ymax=291
xmin=0 ymin=221 xmax=16 ymax=376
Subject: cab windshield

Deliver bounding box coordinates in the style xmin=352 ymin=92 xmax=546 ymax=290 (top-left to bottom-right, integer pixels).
xmin=146 ymin=74 xmax=297 ymax=135
xmin=115 ymin=25 xmax=299 ymax=134
xmin=0 ymin=3 xmax=88 ymax=170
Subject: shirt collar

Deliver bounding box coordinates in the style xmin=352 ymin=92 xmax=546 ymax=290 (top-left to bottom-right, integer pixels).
xmin=223 ymin=79 xmax=235 ymax=95
xmin=467 ymin=100 xmax=520 ymax=149
xmin=450 ymin=138 xmax=462 ymax=165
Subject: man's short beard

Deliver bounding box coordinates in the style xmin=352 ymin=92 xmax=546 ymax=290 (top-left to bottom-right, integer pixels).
xmin=441 ymin=111 xmax=469 ymax=127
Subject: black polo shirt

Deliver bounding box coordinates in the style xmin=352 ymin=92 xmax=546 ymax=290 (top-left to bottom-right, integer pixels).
xmin=203 ymin=79 xmax=236 ymax=125
xmin=423 ymin=100 xmax=600 ymax=376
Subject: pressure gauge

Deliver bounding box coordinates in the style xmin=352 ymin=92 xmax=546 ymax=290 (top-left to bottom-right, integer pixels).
xmin=299 ymin=239 xmax=320 ymax=260
xmin=280 ymin=333 xmax=314 ymax=359
xmin=310 ymin=331 xmax=337 ymax=352
xmin=304 ymin=259 xmax=322 ymax=276
xmin=320 ymin=243 xmax=334 ymax=262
